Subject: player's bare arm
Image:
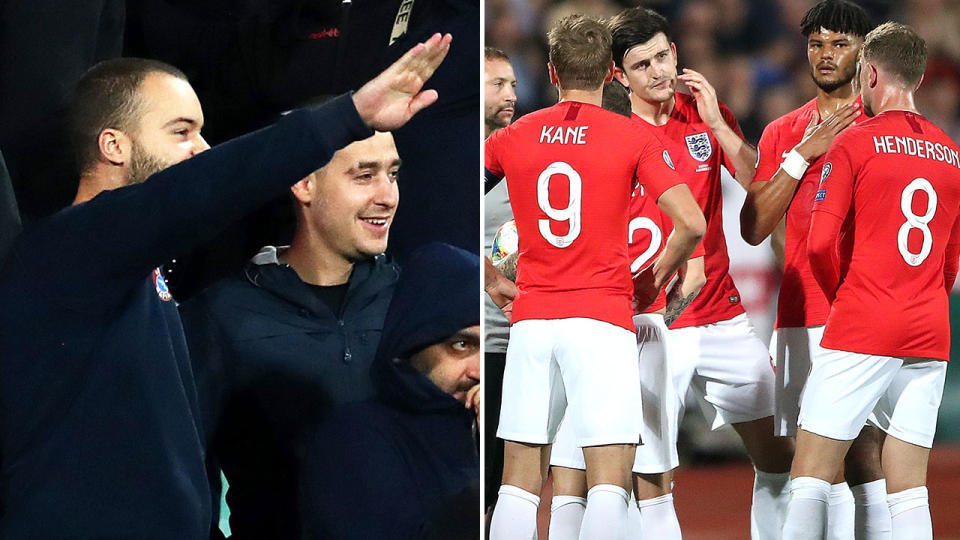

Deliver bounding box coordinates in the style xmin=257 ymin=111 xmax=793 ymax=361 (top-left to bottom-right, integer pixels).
xmin=651 ymin=183 xmax=706 ymax=290
xmin=663 ymin=256 xmax=705 ymax=326
xmin=352 ymin=33 xmax=453 ymax=131
xmin=678 ymin=68 xmax=757 ymax=189
xmin=740 ymin=103 xmax=859 ymax=245
xmin=484 ymin=256 xmax=516 ymax=322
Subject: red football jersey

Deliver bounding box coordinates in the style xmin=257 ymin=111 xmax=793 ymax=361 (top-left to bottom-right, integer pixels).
xmin=486 ymin=101 xmax=683 ymax=331
xmin=754 ymin=96 xmax=863 ymax=328
xmin=812 ymin=111 xmax=960 ymax=361
xmin=634 ymin=93 xmax=745 ymax=328
xmin=629 ymin=179 xmax=705 ymax=315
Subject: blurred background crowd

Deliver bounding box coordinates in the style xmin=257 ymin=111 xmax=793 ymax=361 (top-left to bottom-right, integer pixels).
xmin=486 ymin=0 xmax=960 ymax=144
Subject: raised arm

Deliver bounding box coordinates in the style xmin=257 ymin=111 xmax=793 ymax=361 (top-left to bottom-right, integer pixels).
xmin=23 ymin=35 xmax=453 ymax=308
xmin=741 ymin=102 xmax=860 ymax=245
xmin=678 ymin=69 xmax=756 ymax=189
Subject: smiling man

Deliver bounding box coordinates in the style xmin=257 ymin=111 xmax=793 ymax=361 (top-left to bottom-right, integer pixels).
xmin=180 ymin=131 xmax=407 ymax=538
xmin=0 ymin=32 xmax=450 ymax=540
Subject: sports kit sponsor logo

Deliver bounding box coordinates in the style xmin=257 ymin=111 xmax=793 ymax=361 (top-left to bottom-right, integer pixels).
xmin=663 ymin=150 xmax=675 ymax=170
xmin=685 ymin=132 xmax=713 ymax=162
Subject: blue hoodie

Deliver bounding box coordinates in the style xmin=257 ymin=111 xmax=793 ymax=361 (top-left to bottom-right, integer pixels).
xmin=299 ymin=243 xmax=480 ymax=539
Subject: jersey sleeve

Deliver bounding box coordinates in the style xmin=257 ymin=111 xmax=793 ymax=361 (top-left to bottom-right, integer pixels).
xmin=944 ymin=211 xmax=960 ymax=292
xmin=485 ymin=127 xmax=506 ymax=183
xmin=808 ymin=137 xmax=857 ymax=302
xmin=812 ymin=140 xmax=856 ymax=220
xmin=753 ymin=119 xmax=784 ymax=184
xmin=634 ymin=133 xmax=685 ymax=200
xmin=718 ymin=101 xmax=745 ymax=175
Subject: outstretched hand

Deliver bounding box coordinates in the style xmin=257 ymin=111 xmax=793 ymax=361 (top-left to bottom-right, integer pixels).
xmin=352 ymin=33 xmax=453 ymax=131
xmin=795 ymin=102 xmax=860 ymax=161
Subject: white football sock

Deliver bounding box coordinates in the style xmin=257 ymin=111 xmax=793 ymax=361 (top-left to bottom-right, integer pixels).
xmin=828 ymin=482 xmax=855 ymax=540
xmin=549 ymin=495 xmax=586 ymax=540
xmin=851 ymin=479 xmax=892 ymax=539
xmin=783 ymin=476 xmax=831 ymax=540
xmin=637 ymin=493 xmax=681 ymax=540
xmin=888 ymin=486 xmax=931 ymax=540
xmin=579 ymin=484 xmax=629 ymax=540
xmin=751 ymin=469 xmax=790 ymax=540
xmin=489 ymin=485 xmax=540 ymax=540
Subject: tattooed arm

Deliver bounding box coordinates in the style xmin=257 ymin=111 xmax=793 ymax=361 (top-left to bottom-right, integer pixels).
xmin=664 ymin=256 xmax=706 ymax=326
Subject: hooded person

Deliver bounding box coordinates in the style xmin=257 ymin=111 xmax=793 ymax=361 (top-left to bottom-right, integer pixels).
xmin=299 ymin=242 xmax=481 ymax=540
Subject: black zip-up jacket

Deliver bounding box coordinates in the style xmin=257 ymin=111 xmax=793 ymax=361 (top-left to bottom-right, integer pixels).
xmin=0 ymin=94 xmax=372 ymax=539
xmin=180 ymin=247 xmax=398 ymax=539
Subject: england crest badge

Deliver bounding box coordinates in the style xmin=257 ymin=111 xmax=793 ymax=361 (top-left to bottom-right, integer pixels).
xmin=685 ymin=132 xmax=713 ymax=162
xmin=153 ymin=268 xmax=173 ymax=302
xmin=820 ymin=162 xmax=832 ymax=185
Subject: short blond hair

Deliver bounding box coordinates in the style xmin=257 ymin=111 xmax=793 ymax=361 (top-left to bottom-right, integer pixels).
xmin=863 ymin=22 xmax=927 ymax=87
xmin=548 ymin=15 xmax=612 ymax=91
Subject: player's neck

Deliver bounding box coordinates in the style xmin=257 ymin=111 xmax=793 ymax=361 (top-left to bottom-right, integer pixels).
xmin=284 ymin=230 xmax=355 ymax=286
xmin=868 ymin=86 xmax=919 ymax=116
xmin=629 ymin=93 xmax=674 ymax=126
xmin=815 ymin=81 xmax=858 ymax=120
xmin=557 ymin=88 xmax=603 ymax=107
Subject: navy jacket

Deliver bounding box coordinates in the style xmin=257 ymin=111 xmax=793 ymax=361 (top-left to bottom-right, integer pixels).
xmin=0 ymin=94 xmax=372 ymax=539
xmin=300 ymin=355 xmax=479 ymax=539
xmin=180 ymin=247 xmax=398 ymax=539
xmin=300 ymin=242 xmax=480 ymax=539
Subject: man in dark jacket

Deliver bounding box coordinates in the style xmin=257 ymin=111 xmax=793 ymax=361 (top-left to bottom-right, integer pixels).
xmin=299 ymin=242 xmax=481 ymax=540
xmin=180 ymin=131 xmax=404 ymax=538
xmin=0 ymin=35 xmax=451 ymax=539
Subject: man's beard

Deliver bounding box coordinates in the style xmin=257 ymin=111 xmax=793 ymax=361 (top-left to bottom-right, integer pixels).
xmin=812 ymin=63 xmax=857 ymax=93
xmin=485 ymin=104 xmax=513 ymax=130
xmin=128 ymin=142 xmax=173 ymax=185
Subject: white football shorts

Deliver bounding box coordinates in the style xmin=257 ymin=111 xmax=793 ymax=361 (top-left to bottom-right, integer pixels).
xmin=550 ymin=314 xmax=679 ymax=474
xmin=798 ymin=348 xmax=947 ymax=448
xmin=670 ymin=313 xmax=775 ymax=430
xmin=770 ymin=325 xmax=825 ymax=437
xmin=497 ymin=318 xmax=642 ymax=447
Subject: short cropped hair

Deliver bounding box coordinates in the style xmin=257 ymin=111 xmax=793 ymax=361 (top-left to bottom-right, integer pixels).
xmin=485 ymin=47 xmax=510 ymax=62
xmin=547 ymin=15 xmax=612 ymax=91
xmin=67 ymin=58 xmax=187 ymax=174
xmin=609 ymin=7 xmax=671 ymax=68
xmin=863 ymin=22 xmax=928 ymax=87
xmin=800 ymin=0 xmax=872 ymax=39
xmin=602 ymin=82 xmax=632 ymax=118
